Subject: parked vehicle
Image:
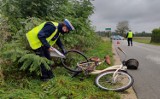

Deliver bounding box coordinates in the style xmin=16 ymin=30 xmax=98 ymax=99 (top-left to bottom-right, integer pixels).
xmin=111 ymin=35 xmax=124 ymax=40
xmin=117 ymin=35 xmax=125 ymax=40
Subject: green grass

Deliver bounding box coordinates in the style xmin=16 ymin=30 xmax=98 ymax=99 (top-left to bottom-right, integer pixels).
xmin=133 ymin=37 xmax=160 ymax=46
xmin=133 ymin=37 xmax=151 ymax=44
xmin=86 ymin=38 xmax=112 ymax=58
xmin=0 ymin=38 xmax=120 ymax=99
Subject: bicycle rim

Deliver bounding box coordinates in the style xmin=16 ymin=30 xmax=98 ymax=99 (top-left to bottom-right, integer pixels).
xmin=61 ymin=50 xmax=88 ymax=72
xmin=95 ymin=70 xmax=134 ymax=91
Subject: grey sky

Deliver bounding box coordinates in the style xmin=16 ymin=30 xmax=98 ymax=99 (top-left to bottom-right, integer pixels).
xmin=90 ymin=0 xmax=160 ymax=33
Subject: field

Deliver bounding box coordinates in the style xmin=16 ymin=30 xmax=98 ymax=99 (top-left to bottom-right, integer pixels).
xmin=133 ymin=37 xmax=151 ymax=44
xmin=133 ymin=37 xmax=160 ymax=46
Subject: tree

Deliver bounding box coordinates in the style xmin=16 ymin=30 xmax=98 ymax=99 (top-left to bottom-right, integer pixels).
xmin=151 ymin=28 xmax=160 ymax=43
xmin=116 ymin=21 xmax=129 ymax=37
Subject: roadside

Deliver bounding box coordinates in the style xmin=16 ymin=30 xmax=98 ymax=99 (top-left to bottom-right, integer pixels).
xmin=112 ymin=44 xmax=137 ymax=99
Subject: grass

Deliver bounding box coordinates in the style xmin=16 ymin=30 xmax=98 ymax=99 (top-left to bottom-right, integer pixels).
xmin=133 ymin=37 xmax=151 ymax=44
xmin=0 ymin=38 xmax=120 ymax=99
xmin=133 ymin=37 xmax=160 ymax=46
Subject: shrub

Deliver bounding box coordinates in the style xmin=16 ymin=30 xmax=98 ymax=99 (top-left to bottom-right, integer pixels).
xmin=151 ymin=28 xmax=160 ymax=43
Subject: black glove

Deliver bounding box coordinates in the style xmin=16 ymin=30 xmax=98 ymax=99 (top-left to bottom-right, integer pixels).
xmin=61 ymin=48 xmax=67 ymax=54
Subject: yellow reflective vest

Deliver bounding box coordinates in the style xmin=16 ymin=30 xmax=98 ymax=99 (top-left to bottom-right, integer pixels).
xmin=26 ymin=22 xmax=59 ymax=50
xmin=127 ymin=32 xmax=133 ymax=38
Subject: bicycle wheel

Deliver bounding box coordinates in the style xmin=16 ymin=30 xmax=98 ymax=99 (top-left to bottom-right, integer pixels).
xmin=95 ymin=70 xmax=134 ymax=91
xmin=61 ymin=50 xmax=88 ymax=72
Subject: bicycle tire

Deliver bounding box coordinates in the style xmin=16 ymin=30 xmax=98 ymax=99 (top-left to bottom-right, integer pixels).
xmin=61 ymin=50 xmax=88 ymax=72
xmin=95 ymin=70 xmax=134 ymax=91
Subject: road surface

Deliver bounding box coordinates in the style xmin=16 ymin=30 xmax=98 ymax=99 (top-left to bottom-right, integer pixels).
xmin=113 ymin=40 xmax=160 ymax=99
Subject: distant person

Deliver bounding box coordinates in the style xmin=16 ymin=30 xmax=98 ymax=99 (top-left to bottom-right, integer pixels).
xmin=126 ymin=30 xmax=133 ymax=46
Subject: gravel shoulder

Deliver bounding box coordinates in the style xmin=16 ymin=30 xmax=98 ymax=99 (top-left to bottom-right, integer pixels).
xmin=112 ymin=44 xmax=137 ymax=99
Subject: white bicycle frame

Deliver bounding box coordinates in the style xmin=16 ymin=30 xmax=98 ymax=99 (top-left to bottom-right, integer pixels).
xmin=77 ymin=47 xmax=127 ymax=82
xmin=90 ymin=64 xmax=126 ymax=75
xmin=51 ymin=47 xmax=127 ymax=81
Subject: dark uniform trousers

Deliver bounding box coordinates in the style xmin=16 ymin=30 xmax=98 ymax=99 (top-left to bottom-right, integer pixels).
xmin=127 ymin=38 xmax=133 ymax=46
xmin=34 ymin=46 xmax=54 ymax=80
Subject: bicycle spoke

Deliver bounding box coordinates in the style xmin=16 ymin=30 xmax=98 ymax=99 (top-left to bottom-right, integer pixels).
xmin=95 ymin=71 xmax=133 ymax=91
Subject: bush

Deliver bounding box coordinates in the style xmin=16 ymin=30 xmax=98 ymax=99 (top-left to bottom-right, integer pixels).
xmin=0 ymin=0 xmax=97 ymax=79
xmin=151 ymin=28 xmax=160 ymax=43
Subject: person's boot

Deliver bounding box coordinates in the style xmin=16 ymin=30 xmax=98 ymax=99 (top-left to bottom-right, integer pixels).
xmin=40 ymin=75 xmax=50 ymax=81
xmin=48 ymin=70 xmax=55 ymax=79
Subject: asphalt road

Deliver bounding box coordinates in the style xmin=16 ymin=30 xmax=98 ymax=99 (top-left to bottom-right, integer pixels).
xmin=113 ymin=40 xmax=160 ymax=99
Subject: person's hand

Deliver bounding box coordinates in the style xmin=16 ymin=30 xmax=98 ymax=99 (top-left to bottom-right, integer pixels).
xmin=48 ymin=47 xmax=55 ymax=51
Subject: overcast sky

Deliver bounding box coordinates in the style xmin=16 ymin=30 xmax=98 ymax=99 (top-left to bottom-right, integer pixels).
xmin=90 ymin=0 xmax=160 ymax=33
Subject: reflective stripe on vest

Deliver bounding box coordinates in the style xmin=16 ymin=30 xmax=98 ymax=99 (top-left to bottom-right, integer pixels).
xmin=128 ymin=32 xmax=133 ymax=38
xmin=26 ymin=22 xmax=59 ymax=50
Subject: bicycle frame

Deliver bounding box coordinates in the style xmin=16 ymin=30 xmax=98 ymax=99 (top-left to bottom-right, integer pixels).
xmin=77 ymin=47 xmax=127 ymax=75
xmin=90 ymin=64 xmax=126 ymax=75
xmin=76 ymin=47 xmax=134 ymax=91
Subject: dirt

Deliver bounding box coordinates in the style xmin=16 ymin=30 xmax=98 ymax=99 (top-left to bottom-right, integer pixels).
xmin=112 ymin=44 xmax=137 ymax=99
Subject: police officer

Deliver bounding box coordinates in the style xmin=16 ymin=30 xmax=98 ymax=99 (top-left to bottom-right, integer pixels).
xmin=26 ymin=19 xmax=75 ymax=81
xmin=126 ymin=30 xmax=133 ymax=46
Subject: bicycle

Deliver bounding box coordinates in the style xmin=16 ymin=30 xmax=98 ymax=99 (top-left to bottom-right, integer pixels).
xmin=50 ymin=47 xmax=134 ymax=92
xmin=72 ymin=47 xmax=133 ymax=92
xmin=77 ymin=57 xmax=134 ymax=92
xmin=50 ymin=48 xmax=88 ymax=72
